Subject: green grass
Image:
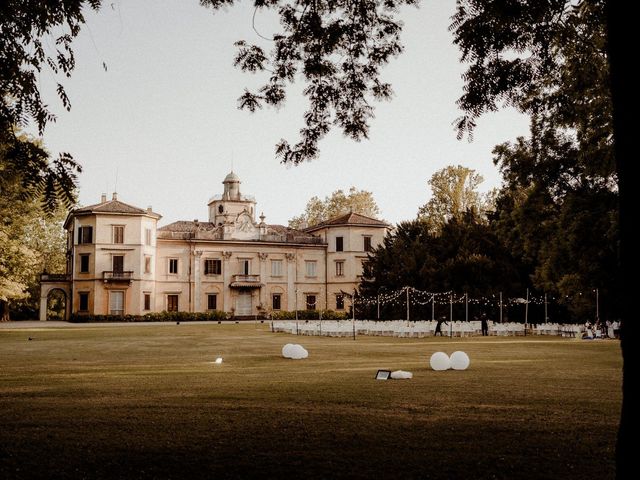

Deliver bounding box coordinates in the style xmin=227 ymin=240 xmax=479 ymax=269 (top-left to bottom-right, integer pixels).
xmin=0 ymin=324 xmax=621 ymax=479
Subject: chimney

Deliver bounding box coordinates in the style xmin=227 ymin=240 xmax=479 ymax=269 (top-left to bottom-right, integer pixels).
xmin=101 ymin=193 xmax=107 ymax=203
xmin=147 ymin=206 xmax=153 ymax=213
xmin=112 ymin=192 xmax=118 ymax=201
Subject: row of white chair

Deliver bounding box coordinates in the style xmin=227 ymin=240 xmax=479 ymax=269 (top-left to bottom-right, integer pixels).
xmin=271 ymin=320 xmax=585 ymax=337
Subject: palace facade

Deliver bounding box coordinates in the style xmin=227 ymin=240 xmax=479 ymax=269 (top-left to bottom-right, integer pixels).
xmin=39 ymin=172 xmax=389 ymax=320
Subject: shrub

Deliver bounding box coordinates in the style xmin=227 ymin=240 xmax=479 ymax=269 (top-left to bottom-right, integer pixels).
xmin=70 ymin=310 xmax=229 ymax=323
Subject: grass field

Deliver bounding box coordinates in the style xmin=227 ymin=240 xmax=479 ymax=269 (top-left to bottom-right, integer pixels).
xmin=0 ymin=323 xmax=621 ymax=479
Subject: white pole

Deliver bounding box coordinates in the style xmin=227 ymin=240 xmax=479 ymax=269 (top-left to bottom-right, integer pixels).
xmin=431 ymin=294 xmax=435 ymax=322
xmin=499 ymin=291 xmax=503 ymax=323
xmin=596 ymin=288 xmax=600 ymax=322
xmin=465 ymin=292 xmax=468 ymax=322
xmin=544 ymin=293 xmax=548 ymax=323
xmin=352 ymin=290 xmax=356 ymax=341
xmin=449 ymin=293 xmax=453 ymax=337
xmin=377 ymin=293 xmax=380 ymax=320
xmin=525 ymin=288 xmax=529 ymax=335
xmin=406 ymin=287 xmax=410 ymax=322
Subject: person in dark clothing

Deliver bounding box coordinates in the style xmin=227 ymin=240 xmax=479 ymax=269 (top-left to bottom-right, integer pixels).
xmin=435 ymin=316 xmax=448 ymax=336
xmin=481 ymin=313 xmax=489 ymax=336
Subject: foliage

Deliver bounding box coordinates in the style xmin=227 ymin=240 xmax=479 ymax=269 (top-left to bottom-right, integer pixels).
xmin=360 ymin=213 xmax=525 ymax=320
xmin=1 ymin=132 xmax=69 ymax=320
xmin=202 ymin=0 xmax=418 ymax=164
xmin=417 ymin=165 xmax=494 ymax=233
xmin=0 ymin=1 xmax=97 ymax=212
xmin=70 ymin=310 xmax=229 ymax=323
xmin=289 ymin=186 xmax=380 ymax=228
xmin=452 ymin=1 xmax=617 ymax=320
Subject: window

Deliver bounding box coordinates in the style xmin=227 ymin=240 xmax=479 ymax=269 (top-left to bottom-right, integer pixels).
xmin=112 ymin=255 xmax=124 ymax=273
xmin=207 ymin=294 xmax=217 ymax=311
xmin=335 ymin=261 xmax=344 ymax=277
xmin=78 ymin=226 xmax=93 ymax=244
xmin=336 ymin=294 xmax=345 ymax=310
xmin=364 ymin=236 xmax=372 ymax=252
xmin=79 ymin=292 xmax=89 ymax=311
xmin=144 ymin=255 xmax=152 ymax=274
xmin=79 ymin=254 xmax=90 ymax=273
xmin=218 ymin=205 xmax=224 ymax=214
xmin=204 ymin=259 xmax=222 ymax=275
xmin=306 ymin=295 xmax=317 ymax=310
xmin=167 ymin=294 xmax=179 ymax=312
xmin=336 ymin=236 xmax=343 ymax=251
xmin=271 ymin=260 xmax=283 ymax=277
xmin=145 ymin=228 xmax=152 ymax=246
xmin=240 ymin=259 xmax=250 ymax=275
xmin=113 ymin=225 xmax=124 ymax=244
xmin=272 ymin=293 xmax=281 ymax=311
xmin=110 ymin=291 xmax=124 ymax=315
xmin=305 ymin=261 xmax=317 ymax=277
xmin=169 ymin=258 xmax=178 ymax=274
xmin=144 ymin=293 xmax=151 ymax=311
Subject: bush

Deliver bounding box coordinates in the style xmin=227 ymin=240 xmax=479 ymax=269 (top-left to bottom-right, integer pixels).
xmin=70 ymin=310 xmax=229 ymax=323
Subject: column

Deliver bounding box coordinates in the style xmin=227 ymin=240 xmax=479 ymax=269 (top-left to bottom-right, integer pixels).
xmin=286 ymin=252 xmax=296 ymax=310
xmin=222 ymin=251 xmax=233 ymax=313
xmin=194 ymin=250 xmax=202 ymax=312
xmin=258 ymin=253 xmax=268 ymax=310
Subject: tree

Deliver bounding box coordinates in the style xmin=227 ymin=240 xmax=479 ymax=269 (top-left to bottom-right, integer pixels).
xmin=451 ymin=0 xmax=630 ymax=471
xmin=417 ymin=165 xmax=492 ymax=232
xmin=360 ymin=212 xmax=525 ymax=319
xmin=0 ymin=1 xmax=95 ymax=212
xmin=289 ymin=186 xmax=380 ymax=228
xmin=201 ymin=0 xmax=418 ymax=165
xmin=0 ymin=133 xmax=68 ymax=321
xmin=2 ymin=0 xmax=418 ymax=193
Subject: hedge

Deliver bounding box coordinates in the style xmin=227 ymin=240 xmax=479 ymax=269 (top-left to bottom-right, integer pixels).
xmin=70 ymin=310 xmax=229 ymax=323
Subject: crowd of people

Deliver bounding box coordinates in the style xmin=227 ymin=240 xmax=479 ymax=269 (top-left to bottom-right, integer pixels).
xmin=583 ymin=320 xmax=620 ymax=339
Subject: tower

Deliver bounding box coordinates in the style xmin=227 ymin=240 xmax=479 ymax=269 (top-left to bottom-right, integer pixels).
xmin=208 ymin=171 xmax=256 ymax=225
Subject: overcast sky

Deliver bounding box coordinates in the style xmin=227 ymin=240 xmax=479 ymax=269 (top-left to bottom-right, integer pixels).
xmin=33 ymin=0 xmax=529 ymax=226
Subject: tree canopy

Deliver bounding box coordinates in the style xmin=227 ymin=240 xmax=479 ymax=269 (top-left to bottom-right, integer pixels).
xmin=417 ymin=165 xmax=493 ymax=232
xmin=289 ymin=186 xmax=380 ymax=228
xmin=0 ymin=134 xmax=68 ymax=320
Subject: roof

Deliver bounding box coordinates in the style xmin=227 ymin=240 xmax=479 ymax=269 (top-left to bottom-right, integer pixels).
xmin=305 ymin=212 xmax=389 ymax=232
xmin=67 ymin=200 xmax=161 ymax=229
xmin=158 ymin=221 xmax=217 ymax=233
xmin=223 ymin=171 xmax=240 ymax=183
xmin=157 ymin=220 xmax=324 ymax=244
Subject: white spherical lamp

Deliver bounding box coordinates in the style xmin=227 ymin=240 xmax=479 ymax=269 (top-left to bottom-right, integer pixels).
xmin=450 ymin=351 xmax=470 ymax=370
xmin=430 ymin=352 xmax=451 ymax=371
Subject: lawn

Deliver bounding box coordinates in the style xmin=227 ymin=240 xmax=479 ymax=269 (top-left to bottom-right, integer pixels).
xmin=0 ymin=323 xmax=621 ymax=479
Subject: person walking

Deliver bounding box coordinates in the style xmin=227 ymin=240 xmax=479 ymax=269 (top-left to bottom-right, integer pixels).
xmin=435 ymin=316 xmax=447 ymax=336
xmin=481 ymin=313 xmax=489 ymax=336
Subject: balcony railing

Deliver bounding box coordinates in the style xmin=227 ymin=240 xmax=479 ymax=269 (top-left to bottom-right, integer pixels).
xmin=103 ymin=271 xmax=134 ymax=282
xmin=232 ymin=274 xmax=261 ymax=283
xmin=40 ymin=273 xmax=71 ymax=282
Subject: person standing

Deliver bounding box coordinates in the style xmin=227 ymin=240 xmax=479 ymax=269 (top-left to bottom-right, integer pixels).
xmin=435 ymin=316 xmax=447 ymax=336
xmin=481 ymin=313 xmax=489 ymax=336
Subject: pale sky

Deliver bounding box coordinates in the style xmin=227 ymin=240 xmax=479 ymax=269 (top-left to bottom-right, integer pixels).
xmin=34 ymin=0 xmax=529 ymax=227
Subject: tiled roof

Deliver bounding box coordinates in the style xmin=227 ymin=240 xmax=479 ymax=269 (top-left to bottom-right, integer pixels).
xmin=75 ymin=200 xmax=158 ymax=216
xmin=305 ymin=212 xmax=389 ymax=231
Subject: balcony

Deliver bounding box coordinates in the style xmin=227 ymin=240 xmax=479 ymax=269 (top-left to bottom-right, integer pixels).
xmin=103 ymin=271 xmax=134 ymax=284
xmin=230 ymin=274 xmax=263 ymax=288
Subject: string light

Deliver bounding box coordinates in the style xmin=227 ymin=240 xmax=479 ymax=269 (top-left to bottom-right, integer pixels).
xmin=352 ymin=286 xmax=597 ymax=309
